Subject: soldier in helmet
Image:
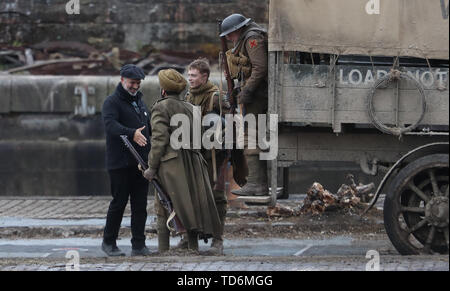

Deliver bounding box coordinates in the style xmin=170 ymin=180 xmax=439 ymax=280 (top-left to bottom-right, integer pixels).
xmin=220 ymin=13 xmax=269 ymax=196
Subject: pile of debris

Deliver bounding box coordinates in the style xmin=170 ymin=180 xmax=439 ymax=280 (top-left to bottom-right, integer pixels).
xmin=0 ymin=41 xmax=216 ymax=75
xmin=266 ymin=174 xmax=375 ymax=217
xmin=299 ymin=175 xmax=375 ymax=215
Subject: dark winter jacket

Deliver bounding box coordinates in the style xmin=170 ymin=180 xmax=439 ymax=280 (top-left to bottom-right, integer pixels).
xmin=102 ymin=83 xmax=151 ymax=170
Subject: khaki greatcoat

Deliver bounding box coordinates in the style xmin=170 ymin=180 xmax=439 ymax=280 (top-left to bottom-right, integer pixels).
xmin=148 ymin=94 xmax=221 ymax=239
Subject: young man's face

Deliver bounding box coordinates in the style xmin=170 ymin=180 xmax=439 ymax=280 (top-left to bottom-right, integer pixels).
xmin=188 ymin=68 xmax=208 ymax=89
xmin=121 ymin=77 xmax=141 ymax=96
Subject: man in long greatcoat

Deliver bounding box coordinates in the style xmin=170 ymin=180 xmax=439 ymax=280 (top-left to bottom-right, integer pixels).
xmin=143 ymin=69 xmax=221 ymax=253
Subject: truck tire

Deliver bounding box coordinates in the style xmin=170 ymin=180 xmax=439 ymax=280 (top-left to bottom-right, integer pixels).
xmin=384 ymin=154 xmax=449 ymax=255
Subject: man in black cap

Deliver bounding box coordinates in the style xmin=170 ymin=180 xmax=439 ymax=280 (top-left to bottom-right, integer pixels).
xmin=101 ymin=64 xmax=151 ymax=256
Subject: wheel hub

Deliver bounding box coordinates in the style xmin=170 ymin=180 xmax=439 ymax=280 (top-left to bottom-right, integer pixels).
xmin=425 ymin=196 xmax=449 ymax=228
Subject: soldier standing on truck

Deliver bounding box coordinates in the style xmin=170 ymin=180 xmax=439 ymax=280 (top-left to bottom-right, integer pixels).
xmin=220 ymin=13 xmax=269 ymax=197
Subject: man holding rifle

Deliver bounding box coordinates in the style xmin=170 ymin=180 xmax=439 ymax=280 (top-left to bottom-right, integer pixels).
xmin=220 ymin=14 xmax=269 ymax=197
xmin=143 ymin=69 xmax=221 ymax=253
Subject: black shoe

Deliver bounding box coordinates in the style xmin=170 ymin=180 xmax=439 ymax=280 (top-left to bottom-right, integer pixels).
xmin=102 ymin=241 xmax=126 ymax=257
xmin=131 ymin=246 xmax=151 ymax=257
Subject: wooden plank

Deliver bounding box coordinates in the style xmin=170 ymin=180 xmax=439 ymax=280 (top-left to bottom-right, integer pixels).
xmin=283 ymin=64 xmax=449 ymax=91
xmin=279 ymin=133 xmax=298 ymax=148
xmin=269 ymin=51 xmax=281 ymax=206
xmin=293 ymin=132 xmax=448 ymax=163
xmin=279 ymin=86 xmax=448 ymax=125
xmin=235 ymin=196 xmax=272 ymax=204
xmin=297 ymin=132 xmax=444 ymax=151
xmin=278 ymin=148 xmax=297 ymax=161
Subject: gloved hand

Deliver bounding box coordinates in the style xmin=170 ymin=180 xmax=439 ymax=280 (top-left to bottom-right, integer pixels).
xmin=143 ymin=168 xmax=157 ymax=181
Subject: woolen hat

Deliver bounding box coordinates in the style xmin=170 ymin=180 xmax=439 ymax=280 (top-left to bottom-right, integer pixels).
xmin=158 ymin=69 xmax=187 ymax=93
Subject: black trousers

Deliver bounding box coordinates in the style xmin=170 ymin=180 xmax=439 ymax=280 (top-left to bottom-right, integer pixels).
xmin=103 ymin=167 xmax=149 ymax=249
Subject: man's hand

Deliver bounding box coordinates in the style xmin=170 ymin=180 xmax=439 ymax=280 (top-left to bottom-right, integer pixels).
xmin=143 ymin=168 xmax=157 ymax=181
xmin=133 ymin=126 xmax=147 ymax=147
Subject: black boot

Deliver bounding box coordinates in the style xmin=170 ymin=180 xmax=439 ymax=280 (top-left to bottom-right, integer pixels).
xmin=131 ymin=246 xmax=151 ymax=256
xmin=207 ymin=202 xmax=226 ymax=255
xmin=187 ymin=231 xmax=199 ymax=252
xmin=101 ymin=241 xmax=126 ymax=257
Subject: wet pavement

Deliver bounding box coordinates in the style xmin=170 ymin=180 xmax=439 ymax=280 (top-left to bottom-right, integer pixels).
xmin=0 ymin=195 xmax=448 ymax=271
xmin=0 ymin=235 xmax=394 ymax=259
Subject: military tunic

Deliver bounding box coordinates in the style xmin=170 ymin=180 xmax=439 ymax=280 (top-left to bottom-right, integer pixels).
xmin=186 ymin=81 xmax=229 ymax=220
xmin=228 ymin=22 xmax=268 ymax=115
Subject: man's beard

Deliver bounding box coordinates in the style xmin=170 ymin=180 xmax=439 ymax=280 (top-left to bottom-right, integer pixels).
xmin=122 ymin=82 xmax=139 ymax=96
xmin=127 ymin=90 xmax=138 ymax=96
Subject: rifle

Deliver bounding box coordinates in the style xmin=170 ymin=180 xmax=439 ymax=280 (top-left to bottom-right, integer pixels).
xmin=216 ymin=20 xmax=248 ymax=189
xmin=219 ymin=21 xmax=236 ymax=112
xmin=120 ymin=135 xmax=186 ymax=235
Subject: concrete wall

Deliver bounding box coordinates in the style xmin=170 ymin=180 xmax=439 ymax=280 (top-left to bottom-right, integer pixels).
xmin=0 ymin=74 xmax=386 ymax=196
xmin=0 ymin=75 xmax=172 ymax=196
xmin=0 ymin=0 xmax=269 ymax=52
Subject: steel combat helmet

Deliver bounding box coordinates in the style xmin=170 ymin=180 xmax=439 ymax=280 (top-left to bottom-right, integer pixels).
xmin=219 ymin=14 xmax=252 ymax=37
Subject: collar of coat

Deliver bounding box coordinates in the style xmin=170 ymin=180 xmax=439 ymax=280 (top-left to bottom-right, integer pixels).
xmin=156 ymin=93 xmax=181 ymax=104
xmin=116 ymin=82 xmax=143 ymax=103
xmin=187 ymin=81 xmax=217 ymax=105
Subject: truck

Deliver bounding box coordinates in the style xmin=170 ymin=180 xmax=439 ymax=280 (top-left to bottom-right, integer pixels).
xmin=236 ymin=0 xmax=449 ymax=255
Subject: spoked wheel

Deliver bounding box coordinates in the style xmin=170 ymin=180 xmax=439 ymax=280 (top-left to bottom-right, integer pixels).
xmin=384 ymin=154 xmax=449 ymax=255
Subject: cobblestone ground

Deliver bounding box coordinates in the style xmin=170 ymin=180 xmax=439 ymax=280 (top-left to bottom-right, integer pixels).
xmin=0 ymin=196 xmax=447 ymax=272
xmin=0 ymin=255 xmax=448 ymax=271
xmin=0 ymin=197 xmax=120 ymax=219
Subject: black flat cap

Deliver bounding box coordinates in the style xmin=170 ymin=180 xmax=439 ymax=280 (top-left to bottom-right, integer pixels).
xmin=120 ymin=64 xmax=146 ymax=80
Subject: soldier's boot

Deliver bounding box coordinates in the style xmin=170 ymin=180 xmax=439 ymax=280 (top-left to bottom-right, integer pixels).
xmin=157 ymin=215 xmax=170 ymax=253
xmin=231 ymin=155 xmax=268 ymax=196
xmin=173 ymin=235 xmax=188 ymax=250
xmin=208 ymin=202 xmax=227 ymax=255
xmin=209 ymin=238 xmax=224 ymax=255
xmin=187 ymin=231 xmax=199 ymax=252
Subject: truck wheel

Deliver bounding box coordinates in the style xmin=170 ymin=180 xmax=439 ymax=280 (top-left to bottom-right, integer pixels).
xmin=384 ymin=154 xmax=449 ymax=255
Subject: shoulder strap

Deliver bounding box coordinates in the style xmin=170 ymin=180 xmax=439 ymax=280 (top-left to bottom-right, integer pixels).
xmin=184 ymin=91 xmax=191 ymax=102
xmin=208 ymin=91 xmax=219 ymax=112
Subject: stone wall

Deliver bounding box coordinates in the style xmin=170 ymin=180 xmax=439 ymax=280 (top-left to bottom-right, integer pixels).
xmin=0 ymin=0 xmax=270 ymax=196
xmin=0 ymin=0 xmax=269 ymax=53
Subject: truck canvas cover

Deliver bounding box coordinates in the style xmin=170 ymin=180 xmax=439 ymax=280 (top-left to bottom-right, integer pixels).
xmin=269 ymin=0 xmax=449 ymax=60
